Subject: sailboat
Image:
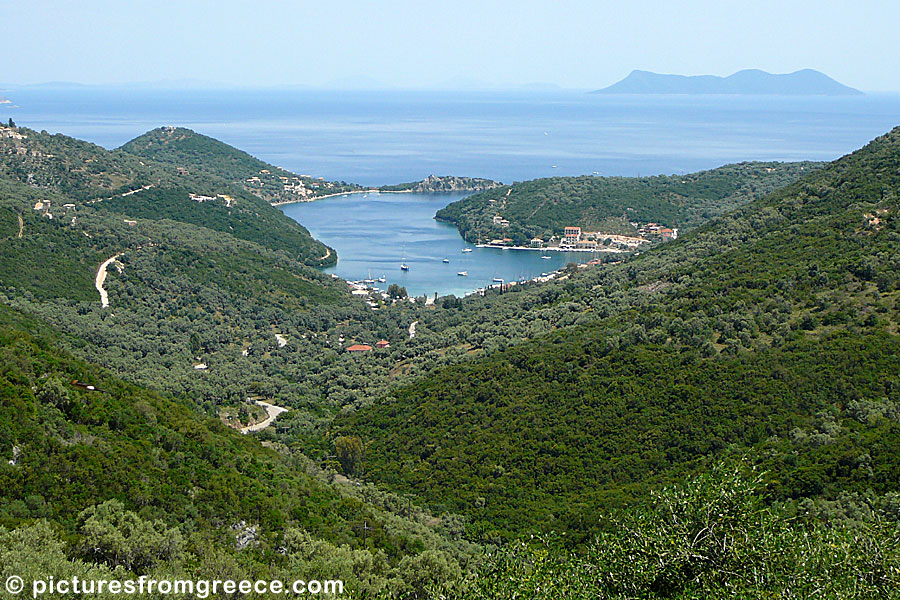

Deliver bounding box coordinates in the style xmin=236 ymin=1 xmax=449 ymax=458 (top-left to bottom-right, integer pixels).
xmin=400 ymin=244 xmax=410 ymax=271
xmin=364 ymin=270 xmax=376 ymax=285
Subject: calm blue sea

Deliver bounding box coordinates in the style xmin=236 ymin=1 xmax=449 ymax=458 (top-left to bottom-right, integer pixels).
xmin=4 ymin=87 xmax=900 ymax=185
xmin=5 ymin=87 xmax=899 ymax=295
xmin=281 ymin=192 xmax=595 ymax=297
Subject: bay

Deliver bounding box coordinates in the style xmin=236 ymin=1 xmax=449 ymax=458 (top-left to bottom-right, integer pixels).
xmin=280 ymin=192 xmax=594 ymax=298
xmin=6 ymin=87 xmax=900 ymax=296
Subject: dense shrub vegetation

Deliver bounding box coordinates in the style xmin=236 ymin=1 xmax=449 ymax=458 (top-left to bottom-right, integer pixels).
xmin=436 ymin=161 xmax=821 ymax=244
xmin=3 ymin=120 xmax=900 ymax=597
xmin=120 ymin=127 xmax=360 ymax=205
xmin=335 ymin=128 xmax=900 ymax=544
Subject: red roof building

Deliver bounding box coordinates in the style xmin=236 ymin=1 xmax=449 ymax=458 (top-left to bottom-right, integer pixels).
xmin=376 ymin=340 xmax=390 ymax=349
xmin=346 ymin=344 xmax=373 ymax=352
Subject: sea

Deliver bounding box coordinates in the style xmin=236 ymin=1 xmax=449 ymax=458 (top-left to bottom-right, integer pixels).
xmin=5 ymin=87 xmax=900 ymax=295
xmin=281 ymin=191 xmax=596 ymax=297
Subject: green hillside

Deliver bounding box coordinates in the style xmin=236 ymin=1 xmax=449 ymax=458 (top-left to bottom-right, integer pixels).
xmin=334 ymin=129 xmax=900 ymax=542
xmin=4 ymin=119 xmax=900 ymax=598
xmin=0 ymin=125 xmax=335 ymax=266
xmin=0 ymin=304 xmax=481 ymax=597
xmin=435 ymin=161 xmax=821 ymax=244
xmin=119 ymin=127 xmax=360 ymax=204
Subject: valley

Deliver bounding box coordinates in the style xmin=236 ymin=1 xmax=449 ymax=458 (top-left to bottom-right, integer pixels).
xmin=2 ymin=119 xmax=899 ymax=598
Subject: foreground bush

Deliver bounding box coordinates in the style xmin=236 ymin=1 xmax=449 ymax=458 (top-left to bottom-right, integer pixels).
xmin=436 ymin=464 xmax=900 ymax=599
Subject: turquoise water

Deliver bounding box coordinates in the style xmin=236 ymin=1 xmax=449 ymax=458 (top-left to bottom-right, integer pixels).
xmin=281 ymin=192 xmax=594 ymax=297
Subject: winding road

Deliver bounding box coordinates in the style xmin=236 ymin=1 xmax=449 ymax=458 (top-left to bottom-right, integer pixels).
xmin=95 ymin=253 xmax=122 ymax=308
xmin=239 ymin=401 xmax=289 ymax=434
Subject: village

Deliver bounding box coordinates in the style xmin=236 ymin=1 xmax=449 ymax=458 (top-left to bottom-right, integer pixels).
xmin=244 ymin=168 xmax=352 ymax=204
xmin=481 ymin=217 xmax=678 ymax=252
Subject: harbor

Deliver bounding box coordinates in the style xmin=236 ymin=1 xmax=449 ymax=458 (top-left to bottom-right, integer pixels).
xmin=280 ymin=191 xmax=598 ymax=297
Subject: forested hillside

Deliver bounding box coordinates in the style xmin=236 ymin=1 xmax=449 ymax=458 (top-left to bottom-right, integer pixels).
xmin=0 ymin=305 xmax=482 ymax=598
xmin=334 ymin=129 xmax=900 ymax=543
xmin=120 ymin=127 xmax=360 ymax=204
xmin=4 ymin=119 xmax=900 ymax=597
xmin=436 ymin=161 xmax=821 ymax=244
xmin=0 ymin=125 xmax=335 ymax=266
xmin=380 ymin=175 xmax=501 ymax=193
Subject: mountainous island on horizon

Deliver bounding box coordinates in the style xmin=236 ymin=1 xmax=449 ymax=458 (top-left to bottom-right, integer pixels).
xmin=594 ymin=69 xmax=863 ymax=96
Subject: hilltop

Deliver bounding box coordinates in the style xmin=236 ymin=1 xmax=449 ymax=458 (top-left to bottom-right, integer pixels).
xmin=594 ymin=69 xmax=863 ymax=95
xmin=1 ymin=124 xmax=336 ymax=266
xmin=436 ymin=161 xmax=821 ymax=245
xmin=120 ymin=126 xmax=361 ymax=204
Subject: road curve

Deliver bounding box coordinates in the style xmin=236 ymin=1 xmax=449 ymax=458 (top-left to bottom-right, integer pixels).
xmin=95 ymin=253 xmax=122 ymax=308
xmin=240 ymin=401 xmax=289 ymax=434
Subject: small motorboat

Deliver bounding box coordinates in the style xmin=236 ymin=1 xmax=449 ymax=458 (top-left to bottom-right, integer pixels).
xmin=457 ymin=271 xmax=468 ymax=277
xmin=462 ymin=248 xmax=473 ymax=253
xmin=541 ymin=255 xmax=552 ymax=260
xmin=442 ymin=258 xmax=450 ymax=263
xmin=400 ymin=264 xmax=410 ymax=271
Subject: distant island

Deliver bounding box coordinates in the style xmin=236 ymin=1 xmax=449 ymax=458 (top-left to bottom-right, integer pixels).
xmin=594 ymin=69 xmax=862 ymax=96
xmin=380 ymin=174 xmax=502 ymax=193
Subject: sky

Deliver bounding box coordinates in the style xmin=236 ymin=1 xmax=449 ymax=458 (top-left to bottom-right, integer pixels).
xmin=2 ymin=0 xmax=898 ymax=91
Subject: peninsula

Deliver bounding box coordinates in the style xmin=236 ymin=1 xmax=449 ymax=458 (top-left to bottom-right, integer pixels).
xmin=594 ymin=69 xmax=863 ymax=95
xmin=380 ymin=174 xmax=502 ymax=193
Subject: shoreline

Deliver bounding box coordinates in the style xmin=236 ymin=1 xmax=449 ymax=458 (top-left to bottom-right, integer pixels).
xmin=271 ymin=187 xmax=490 ymax=207
xmin=475 ymin=243 xmax=627 ymax=253
xmin=270 ymin=189 xmax=413 ymax=206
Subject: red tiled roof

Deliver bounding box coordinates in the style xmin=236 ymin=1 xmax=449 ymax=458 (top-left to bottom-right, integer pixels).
xmin=346 ymin=344 xmax=373 ymax=352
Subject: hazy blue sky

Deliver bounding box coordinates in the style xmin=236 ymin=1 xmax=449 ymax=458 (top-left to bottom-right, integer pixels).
xmin=3 ymin=0 xmax=897 ymax=90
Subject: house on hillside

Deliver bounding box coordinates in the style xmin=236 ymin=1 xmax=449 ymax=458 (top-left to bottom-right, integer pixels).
xmin=376 ymin=340 xmax=390 ymax=349
xmin=346 ymin=344 xmax=373 ymax=353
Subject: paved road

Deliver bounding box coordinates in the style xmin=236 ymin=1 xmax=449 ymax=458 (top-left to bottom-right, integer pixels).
xmin=240 ymin=401 xmax=288 ymax=434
